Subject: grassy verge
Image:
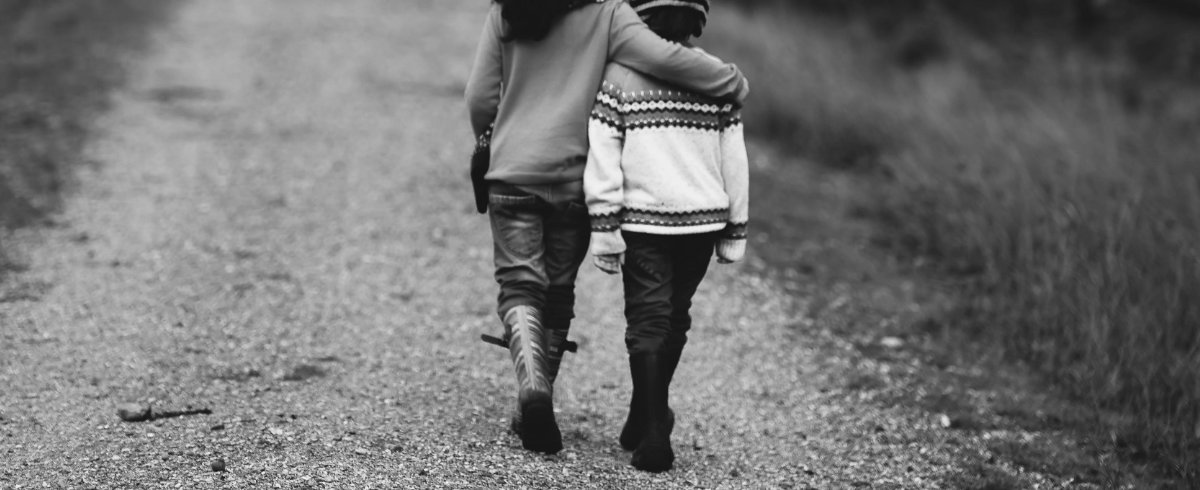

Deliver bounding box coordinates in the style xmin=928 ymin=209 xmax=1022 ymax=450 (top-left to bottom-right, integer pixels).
xmin=706 ymin=3 xmax=1200 ymax=482
xmin=0 ymin=0 xmax=176 ymax=272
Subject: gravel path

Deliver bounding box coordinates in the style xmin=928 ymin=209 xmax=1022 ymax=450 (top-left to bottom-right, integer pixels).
xmin=0 ymin=1 xmax=1128 ymax=488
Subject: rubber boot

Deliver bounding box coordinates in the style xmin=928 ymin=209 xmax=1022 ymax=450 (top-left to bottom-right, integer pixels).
xmin=629 ymin=353 xmax=674 ymax=472
xmin=509 ymin=327 xmax=573 ymax=435
xmin=542 ymin=284 xmax=578 ymax=385
xmin=503 ymin=305 xmax=561 ymax=454
xmin=544 ymin=327 xmax=571 ymax=385
xmin=660 ymin=337 xmax=685 ymax=387
xmin=618 ymin=373 xmax=646 ymax=451
xmin=619 ymin=340 xmax=682 ymax=450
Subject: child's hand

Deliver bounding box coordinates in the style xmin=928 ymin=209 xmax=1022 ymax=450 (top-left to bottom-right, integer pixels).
xmin=594 ymin=254 xmax=623 ymax=275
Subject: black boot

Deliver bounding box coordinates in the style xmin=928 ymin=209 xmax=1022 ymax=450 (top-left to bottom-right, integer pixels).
xmin=542 ymin=285 xmax=578 ymax=386
xmin=502 ymin=305 xmax=561 ymax=454
xmin=619 ymin=340 xmax=682 ymax=450
xmin=544 ymin=327 xmax=571 ymax=385
xmin=629 ymin=353 xmax=674 ymax=472
xmin=618 ymin=382 xmax=645 ymax=451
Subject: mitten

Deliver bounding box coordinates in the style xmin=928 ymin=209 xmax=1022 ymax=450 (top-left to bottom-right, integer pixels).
xmin=716 ymin=238 xmax=745 ymax=264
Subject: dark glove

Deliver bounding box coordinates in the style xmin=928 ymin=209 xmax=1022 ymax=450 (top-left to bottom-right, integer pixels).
xmin=471 ymin=127 xmax=492 ymax=214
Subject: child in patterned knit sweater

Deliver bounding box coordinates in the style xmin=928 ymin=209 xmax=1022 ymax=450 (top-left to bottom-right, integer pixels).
xmin=583 ymin=0 xmax=749 ymax=473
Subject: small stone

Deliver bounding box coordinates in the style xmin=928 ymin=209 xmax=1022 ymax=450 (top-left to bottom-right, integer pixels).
xmin=211 ymin=459 xmax=226 ymax=472
xmin=354 ymin=448 xmax=370 ymax=456
xmin=210 ymin=424 xmax=225 ymax=431
xmin=880 ymin=337 xmax=904 ymax=349
xmin=937 ymin=414 xmax=952 ymax=428
xmin=116 ymin=403 xmax=151 ymax=422
xmin=390 ymin=445 xmax=403 ymax=453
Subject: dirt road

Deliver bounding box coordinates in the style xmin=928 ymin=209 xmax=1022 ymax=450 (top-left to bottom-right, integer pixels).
xmin=0 ymin=1 xmax=1126 ymax=488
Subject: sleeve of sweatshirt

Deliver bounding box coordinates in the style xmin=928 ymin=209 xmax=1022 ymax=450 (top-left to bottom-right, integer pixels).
xmin=607 ymin=3 xmax=749 ymax=105
xmin=717 ymin=108 xmax=749 ymax=263
xmin=464 ymin=7 xmax=503 ymax=139
xmin=584 ymin=78 xmax=627 ymax=257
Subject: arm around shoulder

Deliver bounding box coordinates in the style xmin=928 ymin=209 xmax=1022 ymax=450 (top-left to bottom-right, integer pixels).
xmin=606 ymin=3 xmax=748 ymax=105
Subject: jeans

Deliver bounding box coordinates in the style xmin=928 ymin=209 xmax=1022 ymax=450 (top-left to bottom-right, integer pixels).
xmin=488 ymin=182 xmax=590 ymax=331
xmin=621 ymin=231 xmax=720 ymax=355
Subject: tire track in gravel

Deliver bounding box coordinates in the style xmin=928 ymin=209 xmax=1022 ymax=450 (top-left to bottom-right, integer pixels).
xmin=0 ymin=1 xmax=1124 ymax=488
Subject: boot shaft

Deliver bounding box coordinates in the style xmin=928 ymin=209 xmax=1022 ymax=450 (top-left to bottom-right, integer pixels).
xmin=628 ymin=353 xmax=670 ymax=432
xmin=545 ymin=327 xmax=575 ymax=384
xmin=504 ymin=305 xmax=552 ymax=398
xmin=660 ymin=339 xmax=685 ymax=389
xmin=628 ymin=352 xmax=675 ymax=472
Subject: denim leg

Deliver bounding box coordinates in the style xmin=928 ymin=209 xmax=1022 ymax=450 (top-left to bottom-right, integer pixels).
xmin=489 ymin=187 xmax=549 ymax=316
xmin=542 ymin=198 xmax=590 ymax=332
xmin=622 ymin=232 xmax=674 ymax=355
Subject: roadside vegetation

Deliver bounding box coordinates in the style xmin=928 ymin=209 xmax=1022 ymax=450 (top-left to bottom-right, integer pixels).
xmin=708 ymin=0 xmax=1200 ymax=482
xmin=0 ymin=0 xmax=175 ymax=273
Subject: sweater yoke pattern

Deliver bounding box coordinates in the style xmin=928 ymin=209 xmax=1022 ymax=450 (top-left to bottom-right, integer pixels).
xmin=592 ymin=81 xmax=741 ymax=134
xmin=584 ymin=62 xmax=750 ymax=261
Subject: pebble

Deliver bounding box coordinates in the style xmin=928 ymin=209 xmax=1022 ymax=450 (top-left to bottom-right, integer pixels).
xmin=211 ymin=459 xmax=226 ymax=472
xmin=116 ymin=403 xmax=152 ymax=422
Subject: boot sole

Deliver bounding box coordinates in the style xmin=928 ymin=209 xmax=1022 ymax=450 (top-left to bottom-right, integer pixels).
xmin=519 ymin=394 xmax=562 ymax=454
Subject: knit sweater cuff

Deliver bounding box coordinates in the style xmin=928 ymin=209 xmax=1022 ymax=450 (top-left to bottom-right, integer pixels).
xmin=589 ymin=211 xmax=621 ymax=233
xmin=723 ymin=222 xmax=748 ymax=240
xmin=716 ymin=238 xmax=746 ymax=263
xmin=590 ymin=230 xmax=626 ymax=257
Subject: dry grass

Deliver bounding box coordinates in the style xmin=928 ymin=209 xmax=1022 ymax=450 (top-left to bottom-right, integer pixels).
xmin=706 ymin=5 xmax=1200 ymax=481
xmin=0 ymin=0 xmax=176 ymax=271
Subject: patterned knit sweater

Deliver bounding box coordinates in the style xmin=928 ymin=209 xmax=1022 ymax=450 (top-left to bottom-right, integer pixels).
xmin=584 ymin=56 xmax=749 ymax=262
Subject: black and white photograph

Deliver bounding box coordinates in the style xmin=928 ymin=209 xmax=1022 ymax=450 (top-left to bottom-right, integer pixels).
xmin=1 ymin=0 xmax=1198 ymax=487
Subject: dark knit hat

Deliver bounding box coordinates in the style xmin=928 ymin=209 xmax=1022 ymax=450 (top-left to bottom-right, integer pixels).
xmin=628 ymin=0 xmax=710 ymax=22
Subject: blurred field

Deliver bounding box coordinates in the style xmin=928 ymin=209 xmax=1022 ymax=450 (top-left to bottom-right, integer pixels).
xmin=707 ymin=1 xmax=1200 ymax=480
xmin=0 ymin=0 xmax=175 ymax=271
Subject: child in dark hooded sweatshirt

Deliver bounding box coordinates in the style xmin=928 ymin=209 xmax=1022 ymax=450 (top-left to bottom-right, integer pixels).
xmin=465 ymin=0 xmax=749 ymax=456
xmin=584 ymin=0 xmax=749 ymax=472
